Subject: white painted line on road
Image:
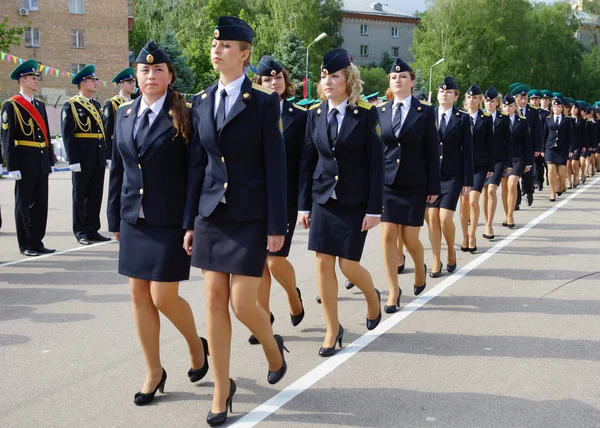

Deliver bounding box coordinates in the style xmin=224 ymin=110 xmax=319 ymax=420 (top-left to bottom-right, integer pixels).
xmin=232 ymin=176 xmax=600 ymax=427
xmin=0 ymin=240 xmax=116 ymax=268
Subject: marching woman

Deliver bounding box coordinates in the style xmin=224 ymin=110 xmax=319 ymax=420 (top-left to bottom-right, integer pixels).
xmin=459 ymin=84 xmax=493 ymax=253
xmin=584 ymin=106 xmax=597 ymax=180
xmin=182 ymin=17 xmax=288 ymax=425
xmin=500 ymin=93 xmax=531 ymax=228
xmin=107 ymin=41 xmax=209 ymax=406
xmin=568 ymin=101 xmax=585 ymax=188
xmin=481 ymin=87 xmax=513 ymax=240
xmin=544 ymin=97 xmax=573 ymax=201
xmin=378 ymin=58 xmax=439 ymax=311
xmin=298 ymin=48 xmax=383 ymax=356
xmin=426 ymin=77 xmax=473 ymax=278
xmin=580 ymin=107 xmax=591 ymax=184
xmin=249 ymin=55 xmax=306 ymax=344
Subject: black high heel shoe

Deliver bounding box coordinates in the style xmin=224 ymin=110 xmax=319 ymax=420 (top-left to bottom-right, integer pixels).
xmin=366 ymin=289 xmax=382 ymax=330
xmin=134 ymin=368 xmax=167 ymax=406
xmin=468 ymin=238 xmax=477 ymax=253
xmin=249 ymin=312 xmax=274 ymax=345
xmin=290 ymin=287 xmax=305 ymax=327
xmin=188 ymin=337 xmax=209 ymax=383
xmin=415 ymin=264 xmax=427 ymax=295
xmin=319 ymin=324 xmax=344 ymax=357
xmin=267 ymin=334 xmax=289 ymax=385
xmin=384 ymin=286 xmax=402 ymax=313
xmin=397 ymin=255 xmax=406 ymax=274
xmin=429 ymin=262 xmax=443 ymax=279
xmin=345 ymin=279 xmax=355 ymax=290
xmin=206 ymin=379 xmax=236 ymax=426
xmin=447 ymin=251 xmax=457 ymax=273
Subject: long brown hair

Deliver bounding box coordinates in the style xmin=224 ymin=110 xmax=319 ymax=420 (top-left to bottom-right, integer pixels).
xmin=166 ymin=62 xmax=191 ymax=141
xmin=252 ymin=69 xmax=295 ymax=99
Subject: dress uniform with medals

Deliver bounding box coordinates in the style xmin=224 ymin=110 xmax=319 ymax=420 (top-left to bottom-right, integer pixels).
xmin=484 ymin=86 xmax=513 ymax=187
xmin=1 ymin=60 xmax=55 ymax=256
xmin=107 ymin=42 xmax=192 ymax=282
xmin=255 ymin=55 xmax=307 ymax=258
xmin=103 ymin=67 xmax=135 ymax=162
xmin=61 ymin=65 xmax=111 ymax=245
xmin=378 ymin=58 xmax=440 ymax=227
xmin=466 ymin=84 xmax=494 ymax=193
xmin=184 ymin=17 xmax=287 ymax=278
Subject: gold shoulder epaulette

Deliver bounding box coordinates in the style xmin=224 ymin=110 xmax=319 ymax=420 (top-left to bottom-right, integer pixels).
xmin=459 ymin=109 xmax=468 ymax=114
xmin=252 ymin=83 xmax=273 ymax=95
xmin=376 ymin=102 xmax=387 ymax=108
xmin=195 ymin=89 xmax=205 ymax=96
xmin=519 ymin=115 xmax=526 ymax=120
xmin=420 ymin=100 xmax=432 ymax=106
xmin=309 ymin=102 xmax=323 ymax=110
xmin=292 ymin=104 xmax=307 ymax=111
xmin=186 ymin=101 xmax=192 ymax=108
xmin=484 ymin=112 xmax=491 ymax=116
xmin=118 ymin=100 xmax=133 ymax=109
xmin=357 ymin=100 xmax=372 ymax=110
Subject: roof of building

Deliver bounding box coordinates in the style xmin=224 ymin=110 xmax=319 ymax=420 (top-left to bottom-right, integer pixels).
xmin=342 ymin=1 xmax=417 ymax=19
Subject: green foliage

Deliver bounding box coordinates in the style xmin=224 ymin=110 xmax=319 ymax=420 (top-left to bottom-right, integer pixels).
xmin=357 ymin=66 xmax=388 ymax=96
xmin=581 ymin=0 xmax=600 ymax=15
xmin=0 ymin=17 xmax=25 ymax=52
xmin=161 ymin=30 xmax=196 ymax=93
xmin=273 ymin=28 xmax=307 ymax=82
xmin=379 ymin=51 xmax=394 ymax=73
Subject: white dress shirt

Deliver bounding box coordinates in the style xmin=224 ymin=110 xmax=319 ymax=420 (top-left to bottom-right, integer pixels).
xmin=492 ymin=111 xmax=497 ymax=122
xmin=553 ymin=114 xmax=563 ymax=125
xmin=470 ymin=111 xmax=478 ymax=126
xmin=18 ymin=92 xmax=33 ymax=103
xmin=392 ymin=94 xmax=412 ymax=136
xmin=214 ymin=74 xmax=246 ymax=119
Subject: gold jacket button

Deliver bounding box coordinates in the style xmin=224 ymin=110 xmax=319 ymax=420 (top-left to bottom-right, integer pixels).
xmin=440 ymin=142 xmax=443 ymax=145
xmin=221 ymin=156 xmax=225 ymax=162
xmin=396 ymin=159 xmax=400 ymax=163
xmin=224 ymin=182 xmax=228 ymax=189
xmin=138 ymin=164 xmax=141 ymax=169
xmin=139 ymin=188 xmax=144 ymax=195
xmin=440 ymin=156 xmax=443 ymax=160
xmin=397 ymin=143 xmax=400 ymax=147
xmin=334 ymin=175 xmax=339 ymax=181
xmin=333 ymin=157 xmax=337 ymax=161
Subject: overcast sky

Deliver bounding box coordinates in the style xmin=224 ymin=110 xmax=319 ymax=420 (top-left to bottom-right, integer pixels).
xmin=385 ymin=0 xmax=560 ymax=15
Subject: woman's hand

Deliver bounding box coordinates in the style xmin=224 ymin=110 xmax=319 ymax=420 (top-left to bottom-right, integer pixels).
xmin=361 ymin=216 xmax=380 ymax=232
xmin=267 ymin=235 xmax=285 ymax=252
xmin=298 ymin=213 xmax=310 ymax=229
xmin=506 ymin=167 xmax=513 ymax=173
xmin=524 ymin=166 xmax=531 ymax=173
xmin=426 ymin=194 xmax=439 ymax=204
xmin=183 ymin=230 xmax=194 ymax=256
xmin=486 ymin=171 xmax=494 ymax=178
xmin=113 ymin=232 xmax=120 ymax=242
xmin=461 ymin=186 xmax=471 ymax=196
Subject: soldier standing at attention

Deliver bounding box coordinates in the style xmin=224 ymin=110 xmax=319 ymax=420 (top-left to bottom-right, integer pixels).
xmin=61 ymin=65 xmax=112 ymax=245
xmin=1 ymin=59 xmax=55 ymax=256
xmin=103 ymin=67 xmax=136 ymax=165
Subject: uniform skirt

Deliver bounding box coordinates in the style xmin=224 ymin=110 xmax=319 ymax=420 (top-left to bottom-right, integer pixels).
xmin=571 ymin=150 xmax=581 ymax=161
xmin=506 ymin=159 xmax=525 ymax=177
xmin=426 ymin=176 xmax=462 ymax=211
xmin=192 ymin=203 xmax=267 ymax=278
xmin=545 ymin=149 xmax=568 ymax=166
xmin=485 ymin=161 xmax=506 ymax=187
xmin=118 ymin=219 xmax=191 ymax=282
xmin=472 ymin=166 xmax=489 ymax=193
xmin=268 ymin=202 xmax=297 ymax=258
xmin=308 ymin=198 xmax=367 ymax=262
xmin=381 ymin=184 xmax=427 ymax=227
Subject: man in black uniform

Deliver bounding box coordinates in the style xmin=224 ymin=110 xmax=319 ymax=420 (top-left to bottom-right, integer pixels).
xmin=1 ymin=59 xmax=55 ymax=256
xmin=61 ymin=64 xmax=111 ymax=245
xmin=103 ymin=67 xmax=135 ymax=164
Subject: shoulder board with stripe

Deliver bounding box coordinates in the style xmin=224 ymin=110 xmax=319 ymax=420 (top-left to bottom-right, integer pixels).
xmin=252 ymin=83 xmax=273 ymax=95
xmin=118 ymin=100 xmax=133 ymax=109
xmin=459 ymin=109 xmax=468 ymax=114
xmin=420 ymin=100 xmax=432 ymax=106
xmin=483 ymin=112 xmax=491 ymax=116
xmin=186 ymin=101 xmax=192 ymax=108
xmin=195 ymin=89 xmax=205 ymax=96
xmin=357 ymin=100 xmax=372 ymax=110
xmin=292 ymin=103 xmax=307 ymax=111
xmin=518 ymin=115 xmax=526 ymax=120
xmin=309 ymin=102 xmax=323 ymax=110
xmin=376 ymin=102 xmax=387 ymax=108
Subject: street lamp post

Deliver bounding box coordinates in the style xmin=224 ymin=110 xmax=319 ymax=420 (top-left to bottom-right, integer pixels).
xmin=305 ymin=32 xmax=327 ymax=98
xmin=428 ymin=57 xmax=445 ymax=103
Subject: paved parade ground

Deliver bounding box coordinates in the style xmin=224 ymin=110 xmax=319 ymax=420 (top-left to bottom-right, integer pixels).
xmin=1 ymin=169 xmax=599 ymax=427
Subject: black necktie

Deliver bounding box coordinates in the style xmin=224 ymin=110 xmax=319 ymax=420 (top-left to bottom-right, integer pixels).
xmin=439 ymin=112 xmax=447 ymax=138
xmin=555 ymin=116 xmax=560 ymax=127
xmin=521 ymin=108 xmax=526 ymax=117
xmin=135 ymin=108 xmax=151 ymax=150
xmin=216 ymin=89 xmax=227 ymax=131
xmin=471 ymin=116 xmax=476 ymax=128
xmin=392 ymin=102 xmax=403 ymax=134
xmin=328 ymin=108 xmax=339 ymax=147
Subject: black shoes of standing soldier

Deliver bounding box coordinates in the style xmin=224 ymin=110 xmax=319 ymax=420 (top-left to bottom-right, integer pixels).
xmin=267 ymin=334 xmax=289 ymax=385
xmin=206 ymin=379 xmax=236 ymax=426
xmin=319 ymin=324 xmax=344 ymax=357
xmin=290 ymin=288 xmax=305 ymax=327
xmin=366 ymin=289 xmax=382 ymax=330
xmin=248 ymin=312 xmax=275 ymax=345
xmin=77 ymin=237 xmax=91 ymax=245
xmin=134 ymin=368 xmax=167 ymax=406
xmin=21 ymin=249 xmax=39 ymax=257
xmin=345 ymin=279 xmax=355 ymax=290
xmin=35 ymin=246 xmax=56 ymax=254
xmin=188 ymin=337 xmax=209 ymax=383
xmin=397 ymin=255 xmax=406 ymax=274
xmin=526 ymin=193 xmax=533 ymax=206
xmin=90 ymin=233 xmax=111 ymax=242
xmin=384 ymin=286 xmax=402 ymax=314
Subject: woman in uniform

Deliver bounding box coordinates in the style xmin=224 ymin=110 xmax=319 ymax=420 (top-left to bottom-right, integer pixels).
xmin=426 ymin=77 xmax=473 ymax=278
xmin=377 ymin=58 xmax=439 ymax=311
xmin=182 ymin=17 xmax=288 ymax=425
xmin=568 ymin=101 xmax=584 ymax=188
xmin=107 ymin=41 xmax=209 ymax=406
xmin=459 ymin=84 xmax=493 ymax=253
xmin=501 ymin=93 xmax=531 ymax=227
xmin=298 ymin=48 xmax=383 ymax=356
xmin=249 ymin=55 xmax=306 ymax=344
xmin=544 ymin=97 xmax=573 ymax=201
xmin=481 ymin=87 xmax=512 ymax=240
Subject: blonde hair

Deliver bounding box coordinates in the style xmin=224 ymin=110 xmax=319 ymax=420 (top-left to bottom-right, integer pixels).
xmin=317 ymin=65 xmax=363 ymax=107
xmin=463 ymin=93 xmax=483 ymax=111
xmin=238 ymin=41 xmax=252 ymax=68
xmin=483 ymin=93 xmax=503 ymax=112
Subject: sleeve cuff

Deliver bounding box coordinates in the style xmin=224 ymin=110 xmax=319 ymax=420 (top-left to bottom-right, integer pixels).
xmin=298 ymin=210 xmax=310 ymax=214
xmin=366 ymin=214 xmax=381 ymax=218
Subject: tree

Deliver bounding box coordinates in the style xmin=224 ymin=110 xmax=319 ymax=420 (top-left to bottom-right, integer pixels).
xmin=357 ymin=66 xmax=388 ymax=95
xmin=161 ymin=30 xmax=196 ymax=93
xmin=274 ymin=28 xmax=306 ymax=82
xmin=581 ymin=0 xmax=600 ymax=15
xmin=379 ymin=51 xmax=394 ymax=73
xmin=0 ymin=17 xmax=24 ymax=52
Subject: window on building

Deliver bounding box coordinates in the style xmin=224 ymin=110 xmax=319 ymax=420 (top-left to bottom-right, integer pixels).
xmin=127 ymin=0 xmax=134 ymax=17
xmin=392 ymin=47 xmax=399 ymax=57
xmin=69 ymin=0 xmax=84 ymax=14
xmin=24 ymin=27 xmax=40 ymax=47
xmin=360 ymin=24 xmax=368 ymax=36
xmin=392 ymin=27 xmax=399 ymax=38
xmin=71 ymin=63 xmax=86 ymax=74
xmin=360 ymin=45 xmax=369 ymax=57
xmin=22 ymin=0 xmax=39 ymax=11
xmin=70 ymin=30 xmax=85 ymax=48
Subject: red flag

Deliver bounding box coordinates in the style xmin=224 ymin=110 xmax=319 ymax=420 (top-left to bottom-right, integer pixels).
xmin=303 ymin=78 xmax=307 ymax=99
